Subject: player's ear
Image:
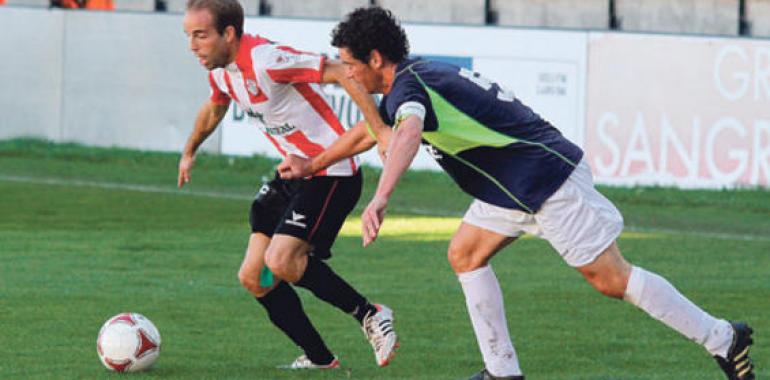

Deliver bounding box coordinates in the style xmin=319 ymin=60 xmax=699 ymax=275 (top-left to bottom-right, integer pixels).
xmin=369 ymin=49 xmax=383 ymax=69
xmin=223 ymin=25 xmax=236 ymax=43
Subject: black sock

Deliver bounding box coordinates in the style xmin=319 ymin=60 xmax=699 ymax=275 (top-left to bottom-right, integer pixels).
xmin=294 ymin=256 xmax=377 ymax=325
xmin=256 ymin=281 xmax=335 ymax=365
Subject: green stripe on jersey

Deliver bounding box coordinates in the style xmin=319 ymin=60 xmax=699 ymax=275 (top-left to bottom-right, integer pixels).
xmin=407 ymin=67 xmax=533 ymax=212
xmin=414 ymin=82 xmax=518 ymax=155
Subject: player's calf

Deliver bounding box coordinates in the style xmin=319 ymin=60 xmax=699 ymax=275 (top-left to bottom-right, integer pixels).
xmin=576 ymin=242 xmax=632 ymax=299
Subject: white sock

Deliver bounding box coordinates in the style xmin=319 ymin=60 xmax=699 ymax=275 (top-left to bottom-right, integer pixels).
xmin=458 ymin=265 xmax=522 ymax=377
xmin=624 ymin=266 xmax=734 ymax=357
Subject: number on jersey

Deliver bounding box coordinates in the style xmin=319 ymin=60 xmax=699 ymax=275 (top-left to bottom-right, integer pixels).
xmin=458 ymin=67 xmax=515 ymax=102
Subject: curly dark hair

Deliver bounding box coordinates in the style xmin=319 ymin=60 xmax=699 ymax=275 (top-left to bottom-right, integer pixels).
xmin=331 ymin=6 xmax=409 ymax=64
xmin=187 ymin=0 xmax=244 ymax=38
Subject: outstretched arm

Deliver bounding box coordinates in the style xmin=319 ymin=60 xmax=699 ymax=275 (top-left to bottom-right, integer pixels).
xmin=277 ymin=121 xmax=390 ymax=179
xmin=361 ymin=115 xmax=423 ymax=247
xmin=178 ymin=100 xmax=229 ymax=188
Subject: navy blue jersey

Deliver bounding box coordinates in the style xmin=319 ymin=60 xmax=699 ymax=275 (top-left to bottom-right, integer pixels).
xmin=379 ymin=59 xmax=583 ymax=213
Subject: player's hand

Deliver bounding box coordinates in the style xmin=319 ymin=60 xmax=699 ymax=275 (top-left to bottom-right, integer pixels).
xmin=278 ymin=154 xmax=313 ymax=179
xmin=177 ymin=154 xmax=195 ymax=188
xmin=362 ymin=195 xmax=388 ymax=247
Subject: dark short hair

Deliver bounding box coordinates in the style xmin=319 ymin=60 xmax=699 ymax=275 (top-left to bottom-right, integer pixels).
xmin=331 ymin=6 xmax=409 ymax=64
xmin=187 ymin=0 xmax=244 ymax=38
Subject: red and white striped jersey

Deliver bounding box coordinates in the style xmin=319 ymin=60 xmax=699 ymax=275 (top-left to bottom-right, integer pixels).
xmin=208 ymin=34 xmax=358 ymax=176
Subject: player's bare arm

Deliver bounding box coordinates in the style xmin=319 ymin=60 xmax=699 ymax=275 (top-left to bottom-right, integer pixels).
xmin=322 ymin=60 xmax=391 ymax=151
xmin=361 ymin=114 xmax=423 ymax=247
xmin=277 ymin=120 xmax=390 ymax=179
xmin=178 ymin=100 xmax=229 ymax=188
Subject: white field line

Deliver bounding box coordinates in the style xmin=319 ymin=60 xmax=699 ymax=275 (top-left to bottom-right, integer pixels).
xmin=2 ymin=174 xmax=769 ymax=243
xmin=0 ymin=174 xmax=252 ymax=201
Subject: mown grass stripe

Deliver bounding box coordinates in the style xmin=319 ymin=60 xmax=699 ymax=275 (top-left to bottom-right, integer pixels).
xmin=3 ymin=174 xmax=769 ymax=243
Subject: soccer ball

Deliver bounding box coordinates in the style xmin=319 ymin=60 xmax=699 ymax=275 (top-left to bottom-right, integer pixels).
xmin=96 ymin=312 xmax=161 ymax=372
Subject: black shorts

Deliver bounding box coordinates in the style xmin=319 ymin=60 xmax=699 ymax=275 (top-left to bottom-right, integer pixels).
xmin=249 ymin=170 xmax=362 ymax=259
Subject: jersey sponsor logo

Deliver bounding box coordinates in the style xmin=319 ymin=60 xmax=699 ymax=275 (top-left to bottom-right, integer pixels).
xmin=274 ymin=52 xmax=299 ymax=65
xmin=246 ymin=109 xmax=266 ymax=124
xmin=246 ymin=79 xmax=259 ymax=96
xmin=264 ymin=123 xmax=297 ymax=136
xmin=285 ymin=211 xmax=307 ymax=228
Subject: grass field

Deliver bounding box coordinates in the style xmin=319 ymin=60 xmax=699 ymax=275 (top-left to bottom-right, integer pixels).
xmin=0 ymin=139 xmax=768 ymax=380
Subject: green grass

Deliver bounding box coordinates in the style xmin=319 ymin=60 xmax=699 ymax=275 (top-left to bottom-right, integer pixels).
xmin=0 ymin=139 xmax=768 ymax=380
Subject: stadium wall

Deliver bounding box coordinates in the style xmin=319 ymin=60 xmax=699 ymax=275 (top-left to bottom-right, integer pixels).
xmin=0 ymin=7 xmax=768 ymax=188
xmin=0 ymin=8 xmax=221 ymax=153
xmin=0 ymin=8 xmax=64 ymax=142
xmin=586 ymin=33 xmax=770 ymax=188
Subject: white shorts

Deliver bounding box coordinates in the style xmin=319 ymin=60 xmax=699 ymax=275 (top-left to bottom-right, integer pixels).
xmin=462 ymin=159 xmax=624 ymax=267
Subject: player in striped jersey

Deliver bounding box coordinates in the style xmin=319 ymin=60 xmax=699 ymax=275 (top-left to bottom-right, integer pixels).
xmin=279 ymin=6 xmax=755 ymax=380
xmin=178 ymin=0 xmax=397 ymax=369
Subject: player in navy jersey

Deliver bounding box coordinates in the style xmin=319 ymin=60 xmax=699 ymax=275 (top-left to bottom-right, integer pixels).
xmin=277 ymin=6 xmax=755 ymax=380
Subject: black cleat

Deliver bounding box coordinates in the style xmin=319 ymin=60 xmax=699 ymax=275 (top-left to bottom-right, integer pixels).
xmin=466 ymin=368 xmax=524 ymax=380
xmin=714 ymin=322 xmax=755 ymax=380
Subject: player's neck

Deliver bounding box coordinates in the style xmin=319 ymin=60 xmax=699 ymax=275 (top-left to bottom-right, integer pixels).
xmin=381 ymin=61 xmax=398 ymax=95
xmin=227 ymin=39 xmax=240 ymax=66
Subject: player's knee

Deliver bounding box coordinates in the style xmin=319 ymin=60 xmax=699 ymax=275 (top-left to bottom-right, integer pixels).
xmin=263 ymin=249 xmax=284 ymax=276
xmin=238 ymin=268 xmax=269 ymax=297
xmin=264 ymin=247 xmax=296 ymax=281
xmin=447 ymin=243 xmax=484 ymax=274
xmin=584 ymin=271 xmax=627 ymax=299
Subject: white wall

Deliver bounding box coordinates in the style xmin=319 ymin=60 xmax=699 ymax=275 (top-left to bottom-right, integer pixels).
xmin=59 ymin=11 xmax=215 ymax=152
xmin=0 ymin=8 xmax=64 ymax=141
xmin=0 ymin=8 xmax=219 ymax=153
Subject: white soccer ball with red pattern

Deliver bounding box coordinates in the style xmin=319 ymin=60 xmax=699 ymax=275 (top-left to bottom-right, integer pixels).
xmin=97 ymin=313 xmax=161 ymax=372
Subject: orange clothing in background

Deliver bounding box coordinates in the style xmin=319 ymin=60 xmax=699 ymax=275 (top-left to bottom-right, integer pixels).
xmin=59 ymin=0 xmax=82 ymax=8
xmin=86 ymin=0 xmax=114 ymax=10
xmin=0 ymin=0 xmax=6 ymax=6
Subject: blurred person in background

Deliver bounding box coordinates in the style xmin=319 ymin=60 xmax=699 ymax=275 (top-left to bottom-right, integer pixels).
xmin=50 ymin=0 xmax=113 ymax=9
xmin=178 ymin=0 xmax=397 ymax=370
xmin=85 ymin=0 xmax=113 ymax=10
xmin=51 ymin=0 xmax=83 ymax=8
xmin=279 ymin=6 xmax=756 ymax=380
